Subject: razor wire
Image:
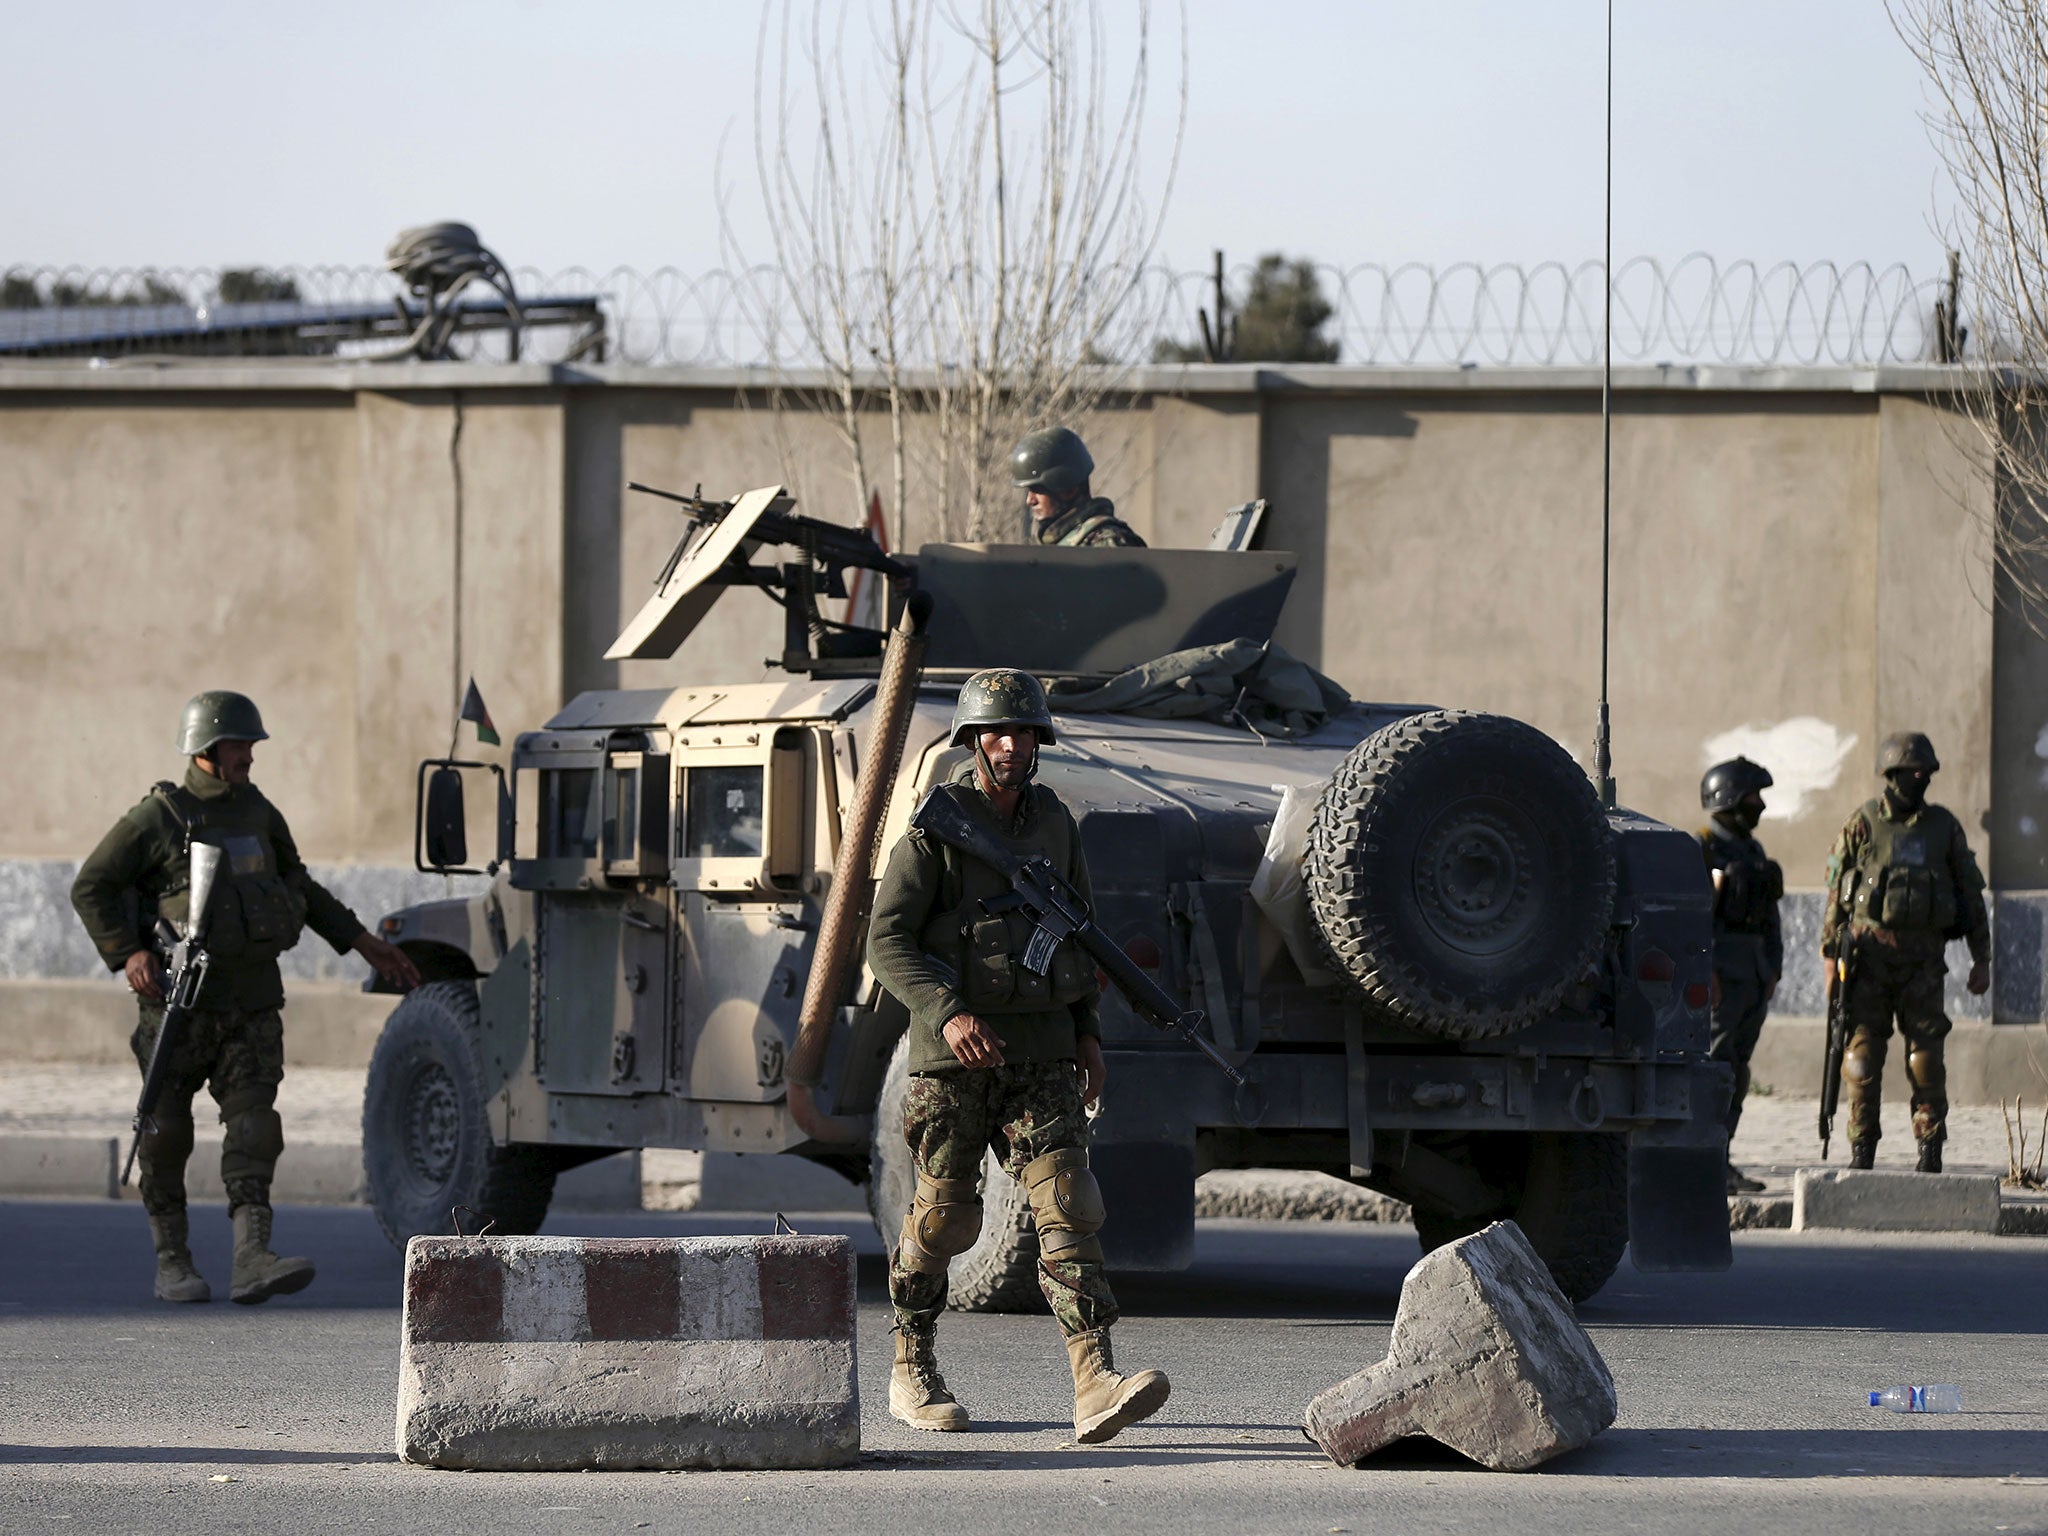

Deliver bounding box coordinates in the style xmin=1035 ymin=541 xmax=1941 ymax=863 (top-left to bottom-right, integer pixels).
xmin=0 ymin=254 xmax=1965 ymax=368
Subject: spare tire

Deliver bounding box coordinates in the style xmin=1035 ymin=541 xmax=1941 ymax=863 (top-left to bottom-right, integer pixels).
xmin=1306 ymin=710 xmax=1615 ymax=1039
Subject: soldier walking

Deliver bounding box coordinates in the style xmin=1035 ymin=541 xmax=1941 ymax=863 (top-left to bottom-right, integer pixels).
xmin=70 ymin=692 xmax=420 ymax=1303
xmin=1698 ymin=758 xmax=1784 ymax=1193
xmin=1010 ymin=427 xmax=1147 ymax=548
xmin=866 ymin=668 xmax=1170 ymax=1442
xmin=1820 ymin=732 xmax=1990 ymax=1172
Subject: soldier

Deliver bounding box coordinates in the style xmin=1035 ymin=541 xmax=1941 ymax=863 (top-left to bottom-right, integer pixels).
xmin=866 ymin=668 xmax=1169 ymax=1442
xmin=70 ymin=691 xmax=421 ymax=1304
xmin=1820 ymin=732 xmax=1990 ymax=1172
xmin=1010 ymin=426 xmax=1147 ymax=548
xmin=1697 ymin=757 xmax=1784 ymax=1194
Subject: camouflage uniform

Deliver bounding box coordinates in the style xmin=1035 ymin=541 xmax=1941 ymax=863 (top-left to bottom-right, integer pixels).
xmin=71 ymin=761 xmax=366 ymax=1219
xmin=1821 ymin=789 xmax=1989 ymax=1156
xmin=1033 ymin=497 xmax=1147 ymax=549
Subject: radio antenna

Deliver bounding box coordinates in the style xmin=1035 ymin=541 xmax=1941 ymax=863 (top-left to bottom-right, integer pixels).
xmin=1591 ymin=0 xmax=1617 ymax=810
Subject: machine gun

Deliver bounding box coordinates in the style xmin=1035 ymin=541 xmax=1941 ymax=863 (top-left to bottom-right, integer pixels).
xmin=1818 ymin=947 xmax=1853 ymax=1160
xmin=910 ymin=788 xmax=1249 ymax=1088
xmin=123 ymin=841 xmax=224 ymax=1187
xmin=623 ymin=481 xmax=912 ymax=673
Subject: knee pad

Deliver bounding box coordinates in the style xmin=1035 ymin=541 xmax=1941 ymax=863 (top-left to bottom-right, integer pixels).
xmin=1907 ymin=1047 xmax=1943 ymax=1086
xmin=1843 ymin=1042 xmax=1880 ymax=1083
xmin=1023 ymin=1146 xmax=1105 ymax=1265
xmin=223 ymin=1105 xmax=285 ymax=1166
xmin=899 ymin=1171 xmax=982 ymax=1274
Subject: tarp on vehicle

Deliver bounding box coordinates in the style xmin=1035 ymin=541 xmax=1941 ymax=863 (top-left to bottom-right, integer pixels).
xmin=1047 ymin=638 xmax=1351 ymax=739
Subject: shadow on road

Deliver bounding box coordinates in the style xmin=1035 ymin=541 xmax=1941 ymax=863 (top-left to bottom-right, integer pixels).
xmin=1567 ymin=1426 xmax=2048 ymax=1478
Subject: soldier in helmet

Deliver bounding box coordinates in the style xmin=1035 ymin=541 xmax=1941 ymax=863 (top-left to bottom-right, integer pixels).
xmin=1820 ymin=732 xmax=1990 ymax=1172
xmin=1697 ymin=757 xmax=1784 ymax=1193
xmin=866 ymin=667 xmax=1169 ymax=1442
xmin=1010 ymin=426 xmax=1146 ymax=548
xmin=70 ymin=692 xmax=421 ymax=1304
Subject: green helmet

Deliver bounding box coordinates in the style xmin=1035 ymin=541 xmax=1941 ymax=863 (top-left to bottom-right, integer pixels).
xmin=1878 ymin=731 xmax=1940 ymax=775
xmin=1009 ymin=426 xmax=1094 ymax=494
xmin=951 ymin=668 xmax=1057 ymax=748
xmin=178 ymin=690 xmax=269 ymax=757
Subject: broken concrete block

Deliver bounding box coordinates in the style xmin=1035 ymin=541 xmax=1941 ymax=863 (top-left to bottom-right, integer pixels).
xmin=1303 ymin=1219 xmax=1616 ymax=1472
xmin=1793 ymin=1167 xmax=2000 ymax=1234
xmin=396 ymin=1234 xmax=858 ymax=1470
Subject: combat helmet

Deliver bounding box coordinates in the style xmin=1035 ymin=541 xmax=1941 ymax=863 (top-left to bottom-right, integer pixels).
xmin=1878 ymin=732 xmax=1940 ymax=775
xmin=1009 ymin=426 xmax=1094 ymax=494
xmin=951 ymin=668 xmax=1057 ymax=748
xmin=178 ymin=691 xmax=269 ymax=756
xmin=1700 ymin=756 xmax=1773 ymax=813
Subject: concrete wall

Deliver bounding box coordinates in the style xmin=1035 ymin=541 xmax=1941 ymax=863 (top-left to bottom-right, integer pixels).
xmin=2 ymin=359 xmax=2040 ymax=1066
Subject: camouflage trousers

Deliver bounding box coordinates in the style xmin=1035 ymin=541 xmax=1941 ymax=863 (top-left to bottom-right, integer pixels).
xmin=130 ymin=1002 xmax=286 ymax=1217
xmin=888 ymin=1060 xmax=1119 ymax=1339
xmin=1838 ymin=941 xmax=1950 ymax=1149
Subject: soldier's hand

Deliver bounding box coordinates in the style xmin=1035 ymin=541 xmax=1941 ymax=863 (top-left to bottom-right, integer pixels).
xmin=942 ymin=1013 xmax=1006 ymax=1069
xmin=1077 ymin=1035 xmax=1106 ymax=1108
xmin=124 ymin=949 xmax=166 ymax=1002
xmin=354 ymin=933 xmax=423 ymax=992
xmin=1968 ymin=958 xmax=1990 ymax=996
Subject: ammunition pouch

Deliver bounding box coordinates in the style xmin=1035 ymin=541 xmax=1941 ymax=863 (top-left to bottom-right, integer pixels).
xmin=1865 ymin=867 xmax=1957 ymax=935
xmin=1023 ymin=1146 xmax=1105 ymax=1265
xmin=899 ymin=1171 xmax=983 ymax=1273
xmin=931 ymin=909 xmax=1096 ymax=1014
xmin=1714 ymin=857 xmax=1783 ymax=933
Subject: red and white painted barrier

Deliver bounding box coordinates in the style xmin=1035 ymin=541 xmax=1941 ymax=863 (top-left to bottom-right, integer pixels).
xmin=397 ymin=1233 xmax=859 ymax=1470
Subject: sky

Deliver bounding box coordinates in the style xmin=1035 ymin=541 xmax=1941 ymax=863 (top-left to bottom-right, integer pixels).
xmin=3 ymin=0 xmax=1953 ymax=282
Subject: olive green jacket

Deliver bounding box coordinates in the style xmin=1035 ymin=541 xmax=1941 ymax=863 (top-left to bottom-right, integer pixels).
xmin=70 ymin=762 xmax=366 ymax=1011
xmin=867 ymin=766 xmax=1102 ymax=1074
xmin=1033 ymin=496 xmax=1146 ymax=548
xmin=1820 ymin=792 xmax=1989 ymax=965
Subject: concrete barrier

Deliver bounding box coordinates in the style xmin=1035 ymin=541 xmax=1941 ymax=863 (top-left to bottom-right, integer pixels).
xmin=396 ymin=1234 xmax=859 ymax=1470
xmin=0 ymin=1135 xmax=117 ymax=1199
xmin=1793 ymin=1167 xmax=2002 ymax=1234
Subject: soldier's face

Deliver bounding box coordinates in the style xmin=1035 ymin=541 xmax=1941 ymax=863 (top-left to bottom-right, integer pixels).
xmin=202 ymin=739 xmax=257 ymax=786
xmin=1024 ymin=489 xmax=1057 ymax=522
xmin=977 ymin=728 xmax=1036 ymax=788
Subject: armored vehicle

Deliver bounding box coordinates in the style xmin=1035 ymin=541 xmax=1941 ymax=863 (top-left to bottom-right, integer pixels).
xmin=363 ymin=484 xmax=1730 ymax=1303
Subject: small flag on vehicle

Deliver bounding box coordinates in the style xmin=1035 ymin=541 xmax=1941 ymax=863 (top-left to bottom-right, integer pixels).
xmin=459 ymin=678 xmax=500 ymax=746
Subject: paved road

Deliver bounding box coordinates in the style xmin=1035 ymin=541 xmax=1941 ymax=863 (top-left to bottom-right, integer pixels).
xmin=2 ymin=1203 xmax=2045 ymax=1536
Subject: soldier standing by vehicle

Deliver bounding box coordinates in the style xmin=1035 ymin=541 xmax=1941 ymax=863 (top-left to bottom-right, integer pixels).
xmin=1820 ymin=732 xmax=1990 ymax=1172
xmin=1010 ymin=427 xmax=1147 ymax=548
xmin=1697 ymin=758 xmax=1784 ymax=1193
xmin=866 ymin=668 xmax=1170 ymax=1442
xmin=70 ymin=692 xmax=420 ymax=1304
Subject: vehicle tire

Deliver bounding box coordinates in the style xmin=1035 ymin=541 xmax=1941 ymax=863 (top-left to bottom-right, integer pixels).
xmin=1408 ymin=1131 xmax=1630 ymax=1304
xmin=1306 ymin=710 xmax=1616 ymax=1039
xmin=362 ymin=980 xmax=559 ymax=1249
xmin=868 ymin=1033 xmax=1044 ymax=1314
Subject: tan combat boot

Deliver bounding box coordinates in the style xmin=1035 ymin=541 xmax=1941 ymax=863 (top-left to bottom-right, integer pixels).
xmin=148 ymin=1209 xmax=211 ymax=1304
xmin=229 ymin=1204 xmax=316 ymax=1305
xmin=889 ymin=1325 xmax=969 ymax=1431
xmin=1065 ymin=1328 xmax=1169 ymax=1444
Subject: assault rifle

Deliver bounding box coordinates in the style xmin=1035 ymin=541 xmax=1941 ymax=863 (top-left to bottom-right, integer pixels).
xmin=1818 ymin=948 xmax=1853 ymax=1160
xmin=910 ymin=789 xmax=1249 ymax=1088
xmin=123 ymin=841 xmax=224 ymax=1187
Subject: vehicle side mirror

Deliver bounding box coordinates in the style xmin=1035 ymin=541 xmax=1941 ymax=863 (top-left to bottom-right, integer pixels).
xmin=415 ymin=759 xmax=511 ymax=875
xmin=424 ymin=768 xmax=468 ymax=870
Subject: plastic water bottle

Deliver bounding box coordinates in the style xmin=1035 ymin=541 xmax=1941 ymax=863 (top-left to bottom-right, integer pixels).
xmin=1868 ymin=1384 xmax=1962 ymax=1413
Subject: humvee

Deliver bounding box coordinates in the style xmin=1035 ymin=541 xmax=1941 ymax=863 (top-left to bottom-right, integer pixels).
xmin=362 ymin=484 xmax=1730 ymax=1304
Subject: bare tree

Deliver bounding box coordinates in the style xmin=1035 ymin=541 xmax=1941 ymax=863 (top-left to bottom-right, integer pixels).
xmin=730 ymin=0 xmax=1186 ymax=547
xmin=1893 ymin=0 xmax=2048 ymax=624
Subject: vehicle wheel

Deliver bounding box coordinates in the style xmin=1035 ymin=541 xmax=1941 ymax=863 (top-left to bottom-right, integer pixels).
xmin=362 ymin=980 xmax=559 ymax=1249
xmin=1408 ymin=1131 xmax=1630 ymax=1304
xmin=1306 ymin=710 xmax=1616 ymax=1039
xmin=868 ymin=1033 xmax=1044 ymax=1314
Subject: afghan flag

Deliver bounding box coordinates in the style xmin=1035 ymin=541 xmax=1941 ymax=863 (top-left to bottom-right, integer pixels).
xmin=459 ymin=678 xmax=500 ymax=747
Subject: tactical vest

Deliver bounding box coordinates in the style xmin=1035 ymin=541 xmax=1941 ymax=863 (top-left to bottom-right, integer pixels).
xmin=150 ymin=782 xmax=308 ymax=964
xmin=1700 ymin=825 xmax=1782 ymax=934
xmin=1837 ymin=797 xmax=1961 ymax=937
xmin=917 ymin=783 xmax=1097 ymax=1014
